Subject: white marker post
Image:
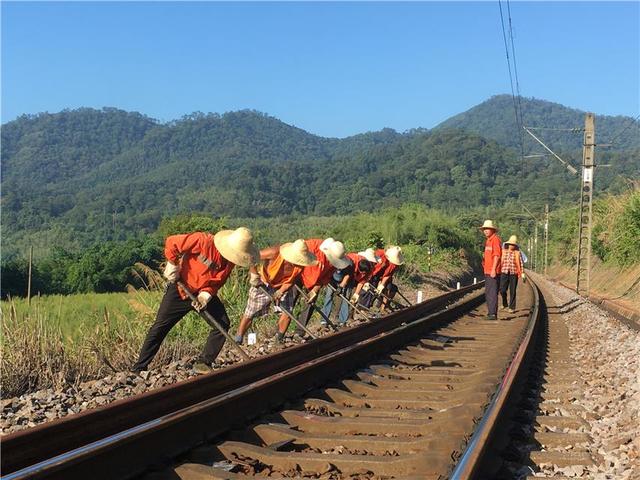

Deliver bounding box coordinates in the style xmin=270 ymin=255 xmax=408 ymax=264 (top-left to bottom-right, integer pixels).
xmin=473 ymin=277 xmax=477 ymax=285
xmin=456 ymin=282 xmax=461 ymax=290
xmin=417 ymin=290 xmax=423 ymax=303
xmin=247 ymin=333 xmax=257 ymax=345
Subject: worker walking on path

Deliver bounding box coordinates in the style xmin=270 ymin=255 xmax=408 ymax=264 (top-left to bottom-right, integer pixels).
xmin=480 ymin=220 xmax=502 ymax=320
xmin=132 ymin=227 xmax=259 ymax=374
xmin=234 ymin=240 xmax=317 ymax=344
xmin=359 ymin=246 xmax=404 ymax=312
xmin=276 ymin=238 xmax=350 ymax=340
xmin=500 ymin=235 xmax=524 ymax=313
xmin=321 ymin=248 xmax=379 ymax=325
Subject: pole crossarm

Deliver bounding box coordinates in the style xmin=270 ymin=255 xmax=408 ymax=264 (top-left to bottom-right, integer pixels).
xmin=522 ymin=126 xmax=579 ymax=175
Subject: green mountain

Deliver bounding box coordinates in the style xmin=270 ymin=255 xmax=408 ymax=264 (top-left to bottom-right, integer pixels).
xmin=435 ymin=94 xmax=640 ymax=151
xmin=1 ymin=99 xmax=638 ymax=260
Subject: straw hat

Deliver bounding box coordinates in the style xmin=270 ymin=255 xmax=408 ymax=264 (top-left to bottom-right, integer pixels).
xmin=214 ymin=227 xmax=260 ymax=268
xmin=320 ymin=238 xmax=351 ymax=269
xmin=479 ymin=219 xmax=498 ymax=231
xmin=280 ymin=239 xmax=318 ymax=267
xmin=505 ymin=235 xmax=519 ymax=246
xmin=385 ymin=246 xmax=405 ymax=266
xmin=358 ymin=248 xmax=380 ymax=264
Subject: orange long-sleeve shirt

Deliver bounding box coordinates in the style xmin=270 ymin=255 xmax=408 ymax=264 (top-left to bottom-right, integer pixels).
xmin=164 ymin=232 xmax=234 ymax=298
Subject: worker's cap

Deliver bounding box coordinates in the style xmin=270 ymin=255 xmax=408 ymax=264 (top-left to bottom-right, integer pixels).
xmin=214 ymin=227 xmax=260 ymax=268
xmin=320 ymin=238 xmax=351 ymax=269
xmin=357 ymin=248 xmax=381 ymax=264
xmin=280 ymin=239 xmax=318 ymax=267
xmin=478 ymin=220 xmax=498 ymax=231
xmin=385 ymin=246 xmax=405 ymax=266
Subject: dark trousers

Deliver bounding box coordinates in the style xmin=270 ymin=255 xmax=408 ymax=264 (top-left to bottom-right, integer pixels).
xmin=132 ymin=284 xmax=230 ymax=371
xmin=484 ymin=275 xmax=499 ymax=316
xmin=500 ymin=273 xmax=518 ymax=309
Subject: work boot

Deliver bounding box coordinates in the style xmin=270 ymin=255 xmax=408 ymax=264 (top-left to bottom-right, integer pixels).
xmin=508 ymin=308 xmax=516 ymax=313
xmin=275 ymin=332 xmax=285 ymax=344
xmin=193 ymin=362 xmax=212 ymax=374
xmin=486 ymin=314 xmax=497 ymax=320
xmin=234 ymin=334 xmax=243 ymax=345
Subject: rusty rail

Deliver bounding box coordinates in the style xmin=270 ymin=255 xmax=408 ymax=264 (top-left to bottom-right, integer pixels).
xmin=450 ymin=273 xmax=542 ymax=478
xmin=1 ymin=282 xmax=482 ymax=478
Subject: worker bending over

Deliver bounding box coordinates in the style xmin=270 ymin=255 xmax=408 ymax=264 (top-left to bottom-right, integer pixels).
xmin=322 ymin=248 xmax=379 ymax=324
xmin=276 ymin=238 xmax=350 ymax=340
xmin=132 ymin=228 xmax=258 ymax=374
xmin=360 ymin=246 xmax=404 ymax=312
xmin=234 ymin=240 xmax=317 ymax=344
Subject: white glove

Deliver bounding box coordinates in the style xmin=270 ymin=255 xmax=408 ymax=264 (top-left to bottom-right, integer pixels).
xmin=163 ymin=262 xmax=180 ymax=282
xmin=521 ymin=272 xmax=527 ymax=282
xmin=376 ymin=283 xmax=385 ymax=294
xmin=350 ymin=293 xmax=360 ymax=303
xmin=362 ymin=283 xmax=372 ymax=292
xmin=249 ymin=272 xmax=261 ymax=287
xmin=192 ymin=291 xmax=212 ymax=311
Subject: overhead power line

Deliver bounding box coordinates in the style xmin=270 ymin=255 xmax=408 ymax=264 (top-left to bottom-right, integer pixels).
xmin=498 ymin=0 xmax=526 ymax=170
xmin=604 ymin=113 xmax=640 ymax=146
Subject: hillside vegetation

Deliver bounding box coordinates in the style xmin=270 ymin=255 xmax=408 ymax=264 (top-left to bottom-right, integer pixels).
xmin=2 ymin=96 xmax=638 ymax=260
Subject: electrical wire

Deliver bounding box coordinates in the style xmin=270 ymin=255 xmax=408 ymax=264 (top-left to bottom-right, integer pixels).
xmin=498 ymin=0 xmax=526 ymax=174
xmin=604 ymin=113 xmax=640 ymax=146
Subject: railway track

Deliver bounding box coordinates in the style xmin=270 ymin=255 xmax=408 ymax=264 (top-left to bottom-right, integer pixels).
xmin=2 ymin=278 xmax=545 ymax=480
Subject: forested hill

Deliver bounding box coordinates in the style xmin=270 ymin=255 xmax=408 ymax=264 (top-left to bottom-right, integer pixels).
xmin=434 ymin=95 xmax=640 ymax=151
xmin=1 ymin=100 xmax=638 ymax=259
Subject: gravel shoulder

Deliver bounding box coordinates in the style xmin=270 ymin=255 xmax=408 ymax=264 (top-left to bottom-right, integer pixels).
xmin=531 ymin=273 xmax=640 ymax=479
xmin=0 ymin=276 xmax=458 ymax=436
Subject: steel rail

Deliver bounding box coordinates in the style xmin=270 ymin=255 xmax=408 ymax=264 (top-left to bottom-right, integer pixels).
xmin=1 ymin=282 xmax=482 ymax=477
xmin=2 ymin=287 xmax=486 ymax=480
xmin=450 ymin=273 xmax=541 ymax=479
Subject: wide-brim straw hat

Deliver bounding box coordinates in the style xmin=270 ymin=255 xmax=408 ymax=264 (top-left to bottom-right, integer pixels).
xmin=479 ymin=219 xmax=498 ymax=231
xmin=280 ymin=239 xmax=318 ymax=267
xmin=385 ymin=246 xmax=405 ymax=266
xmin=358 ymin=248 xmax=380 ymax=264
xmin=320 ymin=238 xmax=351 ymax=269
xmin=505 ymin=235 xmax=519 ymax=246
xmin=214 ymin=227 xmax=260 ymax=268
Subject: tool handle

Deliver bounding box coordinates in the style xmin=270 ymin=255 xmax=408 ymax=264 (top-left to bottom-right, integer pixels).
xmin=259 ymin=285 xmax=317 ymax=339
xmin=176 ymin=281 xmax=251 ymax=361
xmin=294 ymin=285 xmax=338 ymax=331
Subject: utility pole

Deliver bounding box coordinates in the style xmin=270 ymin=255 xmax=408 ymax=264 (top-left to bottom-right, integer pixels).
xmin=534 ymin=223 xmax=539 ymax=272
xmin=544 ymin=204 xmax=549 ymax=275
xmin=27 ymin=246 xmax=33 ymax=306
xmin=576 ymin=113 xmax=595 ymax=297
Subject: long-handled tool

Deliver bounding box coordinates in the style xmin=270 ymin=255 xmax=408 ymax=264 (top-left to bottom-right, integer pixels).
xmin=176 ymin=281 xmax=250 ymax=361
xmin=367 ymin=284 xmax=406 ymax=311
xmin=294 ymin=285 xmax=339 ymax=331
xmin=258 ymin=285 xmax=317 ymax=340
xmin=327 ymin=283 xmax=375 ymax=321
xmin=395 ymin=289 xmax=413 ymax=307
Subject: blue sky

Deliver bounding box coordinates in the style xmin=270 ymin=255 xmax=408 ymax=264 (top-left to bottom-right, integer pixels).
xmin=2 ymin=1 xmax=638 ymax=137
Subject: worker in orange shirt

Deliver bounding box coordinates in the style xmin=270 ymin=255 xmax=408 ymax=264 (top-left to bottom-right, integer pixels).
xmin=276 ymin=238 xmax=350 ymax=341
xmin=234 ymin=239 xmax=317 ymax=344
xmin=132 ymin=227 xmax=258 ymax=374
xmin=479 ymin=220 xmax=502 ymax=320
xmin=321 ymin=248 xmax=379 ymax=324
xmin=359 ymin=246 xmax=404 ymax=311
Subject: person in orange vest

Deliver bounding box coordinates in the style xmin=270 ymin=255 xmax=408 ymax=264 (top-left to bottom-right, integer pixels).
xmin=500 ymin=235 xmax=524 ymax=313
xmin=276 ymin=238 xmax=350 ymax=341
xmin=131 ymin=227 xmax=258 ymax=374
xmin=480 ymin=220 xmax=502 ymax=320
xmin=234 ymin=239 xmax=317 ymax=344
xmin=359 ymin=246 xmax=404 ymax=311
xmin=321 ymin=248 xmax=379 ymax=325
